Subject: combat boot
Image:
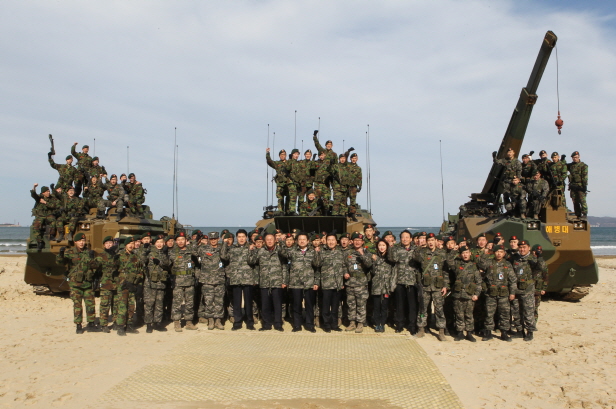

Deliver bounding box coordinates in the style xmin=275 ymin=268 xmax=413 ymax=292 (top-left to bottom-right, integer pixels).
xmin=355 ymin=322 xmax=364 ymax=333
xmin=126 ymin=325 xmax=139 ymax=334
xmin=102 ymin=326 xmax=110 ymax=334
xmin=349 ymin=213 xmax=358 ymax=222
xmin=346 ymin=321 xmax=356 ymax=331
xmin=481 ymin=330 xmax=493 ymax=341
xmin=174 ymin=320 xmax=182 ymax=332
xmin=500 ymin=330 xmax=512 ymax=342
xmin=146 ymin=324 xmax=153 ymax=333
xmin=37 ymin=241 xmax=45 ymax=251
xmin=511 ymin=329 xmax=524 ymax=338
xmin=454 ymin=330 xmax=465 ymax=342
xmin=214 ymin=319 xmax=224 ymax=330
xmin=199 ymin=317 xmax=207 ymax=324
xmin=76 ymin=324 xmax=84 ymax=334
xmin=86 ymin=322 xmax=102 ymax=332
xmin=96 ymin=210 xmax=105 ymax=219
xmin=208 ymin=318 xmax=215 ymax=330
xmin=466 ymin=331 xmax=477 ymax=342
xmin=117 ymin=326 xmax=126 ymax=336
xmin=185 ymin=320 xmax=197 ymax=330
xmin=115 ymin=212 xmax=122 ymax=222
xmin=154 ymin=322 xmax=167 ymax=332
xmin=523 ymin=331 xmax=534 ymax=342
xmin=437 ymin=329 xmax=447 ymax=342
xmin=416 ymin=327 xmax=425 ymax=338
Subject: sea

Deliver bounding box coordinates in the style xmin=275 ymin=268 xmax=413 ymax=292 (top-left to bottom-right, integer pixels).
xmin=4 ymin=225 xmax=616 ymax=256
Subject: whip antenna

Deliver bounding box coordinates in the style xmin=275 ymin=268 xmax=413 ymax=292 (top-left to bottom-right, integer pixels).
xmin=94 ymin=138 xmax=96 ymax=156
xmin=266 ymin=124 xmax=270 ymax=206
xmin=554 ymin=45 xmax=564 ymax=134
xmin=127 ymin=146 xmax=129 ymax=174
xmin=172 ymin=127 xmax=176 ymax=218
xmin=440 ymin=139 xmax=445 ymax=222
xmin=294 ymin=110 xmax=297 ymax=149
xmin=272 ymin=131 xmax=276 ymax=207
xmin=367 ymin=125 xmax=372 ymax=213
xmin=175 ymin=144 xmax=179 ymax=221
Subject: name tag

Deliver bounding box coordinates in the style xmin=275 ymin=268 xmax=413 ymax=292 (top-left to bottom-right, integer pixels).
xmin=498 ymin=273 xmax=504 ymax=280
xmin=219 ymin=262 xmax=223 ymax=268
xmin=187 ymin=262 xmax=192 ymax=269
xmin=353 ymin=264 xmax=358 ymax=270
xmin=519 ymin=269 xmax=523 ymax=275
xmin=434 ymin=263 xmax=438 ymax=270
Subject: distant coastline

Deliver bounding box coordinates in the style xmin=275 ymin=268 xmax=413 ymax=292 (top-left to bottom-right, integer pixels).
xmin=0 ymin=223 xmax=21 ymax=227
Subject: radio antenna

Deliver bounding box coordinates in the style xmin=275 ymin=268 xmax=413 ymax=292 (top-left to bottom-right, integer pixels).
xmin=266 ymin=124 xmax=270 ymax=206
xmin=172 ymin=127 xmax=177 ymax=218
xmin=294 ymin=110 xmax=297 ymax=149
xmin=439 ymin=139 xmax=445 ymax=222
xmin=94 ymin=138 xmax=96 ymax=156
xmin=366 ymin=125 xmax=372 ymax=213
xmin=127 ymin=146 xmax=129 ymax=174
xmin=318 ymin=117 xmax=320 ymax=140
xmin=272 ymin=131 xmax=276 ymax=207
xmin=175 ymin=144 xmax=179 ymax=221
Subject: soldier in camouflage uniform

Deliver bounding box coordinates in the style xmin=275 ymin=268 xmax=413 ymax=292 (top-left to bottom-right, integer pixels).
xmin=534 ymin=150 xmax=552 ymax=181
xmin=414 ymin=233 xmax=449 ymax=341
xmin=506 ymin=176 xmax=527 ymax=218
xmin=286 ymin=149 xmax=301 ymax=215
xmin=370 ymin=239 xmax=394 ymax=333
xmin=477 ymin=245 xmax=517 ymax=342
xmin=567 ymin=151 xmax=589 ymax=220
xmin=48 ymin=154 xmax=79 ymax=190
xmin=96 ymin=236 xmax=118 ymax=333
xmin=54 ymin=186 xmax=84 ymax=242
xmin=115 ymin=236 xmax=144 ymax=336
xmin=509 ymin=240 xmax=546 ymax=341
xmin=85 ymin=156 xmax=107 ymax=182
xmin=266 ymin=148 xmax=290 ymax=213
xmin=387 ymin=230 xmax=421 ymax=334
xmin=56 ymin=232 xmax=101 ymax=334
xmin=520 ymin=154 xmax=537 ymax=188
xmin=294 ymin=149 xmax=314 ymax=208
xmin=312 ymin=130 xmax=337 ymax=163
xmin=168 ymin=231 xmax=198 ymax=331
xmin=315 ymin=233 xmax=345 ymax=332
xmin=526 ymin=171 xmax=550 ymax=219
xmin=344 ymin=232 xmax=372 ymax=333
xmin=299 ymin=190 xmax=321 ymax=216
xmin=280 ymin=232 xmax=320 ymax=332
xmin=220 ymin=229 xmax=256 ymax=330
xmin=71 ymin=143 xmax=93 ymax=195
xmin=531 ymin=244 xmax=548 ymax=327
xmin=449 ymin=246 xmax=482 ymax=342
xmin=249 ymin=233 xmax=287 ymax=331
xmin=126 ymin=175 xmax=146 ymax=217
xmin=362 ymin=225 xmax=377 ymax=255
xmin=494 ymin=147 xmax=522 ymax=209
xmin=549 ymin=152 xmax=568 ymax=190
xmin=82 ymin=175 xmax=105 ymax=213
xmin=99 ymin=174 xmax=125 ymax=221
xmin=31 ymin=184 xmax=59 ymax=249
xmin=346 ymin=153 xmax=362 ymax=221
xmin=331 ymin=153 xmax=350 ymax=216
xmin=143 ymin=234 xmax=170 ymax=333
xmin=312 ymin=151 xmax=332 ymax=213
xmin=194 ymin=232 xmax=226 ymax=330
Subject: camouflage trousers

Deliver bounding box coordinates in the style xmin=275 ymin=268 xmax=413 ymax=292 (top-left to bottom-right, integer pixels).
xmin=332 ymin=187 xmax=348 ymax=216
xmin=511 ymin=292 xmax=536 ymax=332
xmin=453 ymin=298 xmax=476 ymax=332
xmin=527 ymin=199 xmax=544 ymax=217
xmin=99 ymin=289 xmax=116 ymax=327
xmin=275 ymin=183 xmax=289 ymax=213
xmin=114 ymin=289 xmax=136 ymax=327
xmin=201 ymin=284 xmax=225 ymax=319
xmin=505 ymin=197 xmax=527 ymax=216
xmin=345 ymin=285 xmax=368 ymax=323
xmin=347 ymin=186 xmax=358 ymax=214
xmin=484 ymin=296 xmax=511 ymax=331
xmin=144 ymin=284 xmax=165 ymax=324
xmin=534 ymin=293 xmax=542 ymax=323
xmin=287 ymin=183 xmax=299 ymax=213
xmin=56 ymin=215 xmax=79 ymax=236
xmin=172 ymin=285 xmax=195 ymax=322
xmin=98 ymin=198 xmax=124 ymax=214
xmin=418 ymin=290 xmax=446 ymax=329
xmin=69 ymin=284 xmax=96 ymax=324
xmin=570 ymin=190 xmax=588 ymax=216
xmin=313 ymin=182 xmax=331 ymax=208
xmin=297 ymin=183 xmax=309 ymax=207
xmin=32 ymin=215 xmax=56 ymax=241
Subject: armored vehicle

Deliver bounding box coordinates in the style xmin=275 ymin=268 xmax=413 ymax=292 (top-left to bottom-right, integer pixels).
xmin=441 ymin=31 xmax=598 ymax=300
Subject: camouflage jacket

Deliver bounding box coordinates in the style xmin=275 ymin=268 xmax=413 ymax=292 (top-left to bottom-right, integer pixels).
xmin=313 ymin=158 xmax=331 ymax=184
xmin=287 ymin=158 xmax=304 ymax=185
xmin=535 ymin=157 xmax=552 ymax=179
xmin=527 ymin=178 xmax=550 ymax=201
xmin=316 ymin=246 xmax=345 ymax=290
xmin=520 ymin=161 xmax=537 ymax=184
xmin=248 ymin=245 xmax=287 ymax=288
xmin=371 ymin=253 xmax=394 ymax=295
xmin=71 ymin=145 xmax=93 ymax=171
xmin=266 ymin=152 xmax=290 ymax=185
xmin=83 ymin=183 xmax=105 ymax=204
xmin=117 ymin=250 xmax=144 ymax=288
xmin=294 ymin=159 xmax=312 ymax=184
xmin=387 ymin=244 xmax=419 ymax=286
xmin=97 ymin=248 xmax=119 ymax=290
xmin=58 ymin=195 xmax=85 ymax=218
xmin=145 ymin=247 xmax=170 ymax=289
xmin=168 ymin=246 xmax=197 ymax=286
xmin=313 ymin=136 xmax=338 ymax=164
xmin=48 ymin=158 xmax=78 ymax=188
xmin=194 ymin=244 xmax=226 ymax=285
xmin=414 ymin=247 xmax=450 ymax=291
xmin=363 ymin=238 xmax=377 ymax=255
xmin=86 ymin=164 xmax=106 ymax=180
xmin=509 ymin=252 xmax=546 ymax=294
xmin=280 ymin=246 xmax=320 ymax=289
xmin=102 ymin=180 xmax=125 ymax=202
xmin=57 ymin=246 xmax=98 ymax=287
xmin=129 ymin=183 xmax=145 ymax=205
xmin=567 ymin=161 xmax=588 ymax=189
xmin=330 ymin=162 xmax=348 ymax=190
xmin=299 ymin=199 xmax=321 ymax=216
xmin=476 ymin=257 xmax=516 ymax=297
xmin=448 ymin=258 xmax=482 ymax=300
xmin=220 ymin=242 xmax=255 ymax=286
xmin=532 ymin=255 xmax=549 ymax=292
xmin=496 ymin=157 xmax=522 ymax=182
xmin=345 ymin=249 xmax=373 ymax=288
xmin=346 ymin=162 xmax=362 ymax=189
xmin=549 ymin=160 xmax=567 ymax=187
xmin=31 ymin=190 xmax=60 ymax=217
xmin=509 ymin=183 xmax=526 ymax=201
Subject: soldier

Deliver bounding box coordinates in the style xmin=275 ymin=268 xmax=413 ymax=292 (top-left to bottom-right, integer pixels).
xmin=471 ymin=233 xmax=488 ymax=259
xmin=549 ymin=152 xmax=568 ymax=192
xmin=477 ymin=245 xmax=516 ymax=342
xmin=96 ymin=236 xmax=118 ymax=333
xmin=143 ymin=234 xmax=170 ymax=333
xmin=331 ymin=153 xmax=350 ymax=216
xmin=85 ymin=156 xmax=107 ymax=182
xmin=299 ymin=190 xmax=321 ymax=216
xmin=520 ymin=154 xmax=538 ymax=188
xmin=286 ymin=149 xmax=302 ymax=215
xmin=346 ymin=153 xmax=362 ymax=221
xmin=220 ymin=229 xmax=256 ymax=330
xmin=506 ymin=176 xmax=527 ymax=219
xmin=494 ymin=147 xmax=522 ymax=209
xmin=266 ymin=148 xmax=290 ymax=213
xmin=126 ymin=175 xmax=146 ymax=217
xmin=312 ymin=151 xmax=332 ymax=213
xmin=532 ymin=244 xmax=548 ymax=327
xmin=509 ymin=240 xmax=545 ymax=341
xmin=507 ymin=235 xmax=520 ymax=259
xmin=294 ymin=149 xmax=314 ymax=208
xmin=249 ymin=233 xmax=287 ymax=331
xmin=382 ymin=230 xmax=395 ymax=247
xmin=344 ymin=232 xmax=372 ymax=333
xmin=312 ymin=130 xmax=337 ymax=163
xmin=363 ymin=224 xmax=377 ymax=255
xmin=99 ymin=174 xmax=125 ymax=221
xmin=54 ymin=186 xmax=84 ymax=242
xmin=388 ymin=230 xmax=420 ymax=334
xmin=280 ymin=232 xmax=320 ymax=332
xmin=168 ymin=231 xmax=198 ymax=332
xmin=527 ymin=170 xmax=550 ymax=219
xmin=82 ymin=175 xmax=105 ymax=214
xmin=48 ymin=154 xmax=79 ymax=190
xmin=71 ymin=143 xmax=93 ymax=195
xmin=115 ymin=236 xmax=144 ymax=336
xmin=534 ymin=150 xmax=552 ymax=181
xmin=414 ymin=233 xmax=449 ymax=341
xmin=567 ymin=151 xmax=589 ymax=220
xmin=449 ymin=246 xmax=482 ymax=342
xmin=193 ymin=232 xmax=226 ymax=330
xmin=56 ymin=233 xmax=101 ymax=334
xmin=370 ymin=239 xmax=394 ymax=333
xmin=314 ymin=232 xmax=345 ymax=332
xmin=31 ymin=183 xmax=60 ymax=249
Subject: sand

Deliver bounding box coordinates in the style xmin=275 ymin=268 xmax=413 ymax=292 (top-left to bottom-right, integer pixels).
xmin=0 ymin=255 xmax=615 ymax=409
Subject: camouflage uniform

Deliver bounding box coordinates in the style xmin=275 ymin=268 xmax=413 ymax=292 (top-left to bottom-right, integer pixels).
xmin=549 ymin=159 xmax=568 ymax=190
xmin=55 ymin=194 xmax=85 ymax=239
xmin=31 ymin=189 xmax=59 ymax=242
xmin=312 ymin=158 xmax=332 ymax=210
xmin=168 ymin=246 xmax=197 ymax=322
xmin=144 ymin=247 xmax=170 ymax=325
xmin=526 ymin=178 xmax=550 ymax=217
xmin=330 ymin=160 xmax=349 ymax=216
xmin=316 ymin=246 xmax=346 ymax=330
xmin=266 ymin=152 xmax=290 ymax=213
xmin=280 ymin=245 xmax=320 ymax=330
xmin=344 ymin=249 xmax=372 ymax=324
xmin=532 ymin=254 xmax=549 ymax=324
xmin=82 ymin=182 xmax=105 ymax=211
xmin=220 ymin=241 xmax=256 ymax=326
xmin=299 ymin=197 xmax=321 ymax=216
xmin=96 ymin=248 xmax=118 ymax=328
xmin=127 ymin=182 xmax=146 ymax=217
xmin=313 ymin=136 xmax=338 ymax=164
xmin=346 ymin=161 xmax=362 ymax=216
xmin=509 ymin=252 xmax=546 ymax=332
xmin=414 ymin=248 xmax=449 ymax=330
xmin=496 ymin=156 xmax=522 ymax=207
xmin=535 ymin=157 xmax=552 ymax=181
xmin=477 ymin=257 xmax=516 ymax=332
xmin=449 ymin=258 xmax=482 ymax=332
xmin=506 ymin=183 xmax=527 ymax=217
xmin=370 ymin=253 xmax=394 ymax=328
xmin=286 ymin=158 xmax=302 ymax=214
xmin=294 ymin=158 xmax=312 ymax=208
xmin=387 ymin=244 xmax=421 ymax=331
xmin=99 ymin=179 xmax=125 ymax=216
xmin=249 ymin=245 xmax=287 ymax=329
xmin=195 ymin=244 xmax=226 ymax=320
xmin=48 ymin=157 xmax=79 ymax=190
xmin=71 ymin=145 xmax=93 ymax=193
xmin=520 ymin=160 xmax=538 ymax=188
xmin=57 ymin=247 xmax=98 ymax=324
xmin=567 ymin=160 xmax=589 ymax=218
xmin=116 ymin=250 xmax=144 ymax=327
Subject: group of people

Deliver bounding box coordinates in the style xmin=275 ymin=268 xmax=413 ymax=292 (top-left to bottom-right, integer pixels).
xmin=496 ymin=148 xmax=589 ymax=219
xmin=266 ymin=130 xmax=362 ymax=219
xmin=58 ymin=225 xmax=547 ymax=343
xmin=31 ymin=142 xmax=147 ymax=248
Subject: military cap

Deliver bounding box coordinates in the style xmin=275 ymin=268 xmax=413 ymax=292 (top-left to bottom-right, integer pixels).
xmin=311 ymin=233 xmax=320 ymax=241
xmin=539 ymin=150 xmax=547 ymax=155
xmin=364 ymin=224 xmax=374 ymax=231
xmin=128 ymin=173 xmax=135 ymax=178
xmin=133 ymin=234 xmax=142 ymax=241
xmin=236 ymin=229 xmax=248 ymax=236
xmin=494 ymin=244 xmax=506 ymax=251
xmin=290 ymin=149 xmax=299 ymax=155
xmin=382 ymin=230 xmax=394 ymax=237
xmin=495 ymin=232 xmax=503 ymax=238
xmin=40 ymin=186 xmax=49 ymax=193
xmin=92 ymin=156 xmax=99 ymax=161
xmin=426 ymin=232 xmax=436 ymax=239
xmin=275 ymin=229 xmax=283 ymax=234
xmin=65 ymin=155 xmax=72 ymax=160
xmin=124 ymin=236 xmax=135 ymax=245
xmin=66 ymin=185 xmax=75 ymax=191
xmin=142 ymin=231 xmax=151 ymax=238
xmin=208 ymin=231 xmax=219 ymax=239
xmin=223 ymin=233 xmax=234 ymax=239
xmin=285 ymin=233 xmax=293 ymax=238
xmin=121 ymin=173 xmax=127 ymax=177
xmin=279 ymin=149 xmax=286 ymax=155
xmin=571 ymin=151 xmax=580 ymax=157
xmin=350 ymin=153 xmax=357 ymax=158
xmin=420 ymin=231 xmax=427 ymax=236
xmin=321 ymin=231 xmax=327 ymax=236
xmin=220 ymin=229 xmax=229 ymax=236
xmin=255 ymin=235 xmax=264 ymax=242
xmin=436 ymin=234 xmax=442 ymax=241
xmin=102 ymin=236 xmax=114 ymax=244
xmin=551 ymin=151 xmax=559 ymax=157
xmin=82 ymin=145 xmax=89 ymax=149
xmin=110 ymin=174 xmax=117 ymax=179
xmin=176 ymin=231 xmax=187 ymax=239
xmin=191 ymin=229 xmax=202 ymax=236
xmin=326 ymin=140 xmax=333 ymax=145
xmin=164 ymin=235 xmax=174 ymax=242
xmin=351 ymin=232 xmax=363 ymax=240
xmin=477 ymin=233 xmax=486 ymax=238
xmin=341 ymin=232 xmax=351 ymax=239
xmin=292 ymin=228 xmax=300 ymax=233
xmin=522 ymin=154 xmax=529 ymax=159
xmin=74 ymin=232 xmax=86 ymax=241
xmin=509 ymin=235 xmax=518 ymax=241
xmin=306 ymin=189 xmax=315 ymax=196
xmin=519 ymin=239 xmax=530 ymax=246
xmin=532 ymin=244 xmax=542 ymax=252
xmin=304 ymin=149 xmax=312 ymax=155
xmin=154 ymin=234 xmax=166 ymax=241
xmin=506 ymin=147 xmax=514 ymax=152
xmin=339 ymin=153 xmax=345 ymax=158
xmin=457 ymin=239 xmax=466 ymax=246
xmin=458 ymin=246 xmax=469 ymax=253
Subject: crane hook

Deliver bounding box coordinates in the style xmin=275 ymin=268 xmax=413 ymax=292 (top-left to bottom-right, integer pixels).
xmin=555 ymin=111 xmax=564 ymax=135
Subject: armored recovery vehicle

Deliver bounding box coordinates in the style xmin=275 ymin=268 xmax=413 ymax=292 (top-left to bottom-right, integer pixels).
xmin=441 ymin=30 xmax=598 ymax=300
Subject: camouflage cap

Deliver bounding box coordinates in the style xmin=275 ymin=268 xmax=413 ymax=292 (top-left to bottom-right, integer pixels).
xmin=551 ymin=152 xmax=559 ymax=157
xmin=110 ymin=174 xmax=117 ymax=179
xmin=124 ymin=236 xmax=135 ymax=245
xmin=65 ymin=155 xmax=72 ymax=160
xmin=102 ymin=236 xmax=113 ymax=244
xmin=306 ymin=189 xmax=315 ymax=196
xmin=82 ymin=145 xmax=89 ymax=149
xmin=326 ymin=140 xmax=333 ymax=145
xmin=92 ymin=156 xmax=99 ymax=161
xmin=208 ymin=232 xmax=219 ymax=239
xmin=571 ymin=151 xmax=580 ymax=157
xmin=128 ymin=173 xmax=135 ymax=178
xmin=66 ymin=185 xmax=75 ymax=191
xmin=522 ymin=154 xmax=529 ymax=159
xmin=458 ymin=246 xmax=469 ymax=253
xmin=74 ymin=232 xmax=86 ymax=241
xmin=304 ymin=149 xmax=312 ymax=154
xmin=339 ymin=153 xmax=345 ymax=158
xmin=351 ymin=232 xmax=363 ymax=240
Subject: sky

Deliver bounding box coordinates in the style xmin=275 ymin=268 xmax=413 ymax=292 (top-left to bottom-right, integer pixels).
xmin=1 ymin=1 xmax=615 ymax=227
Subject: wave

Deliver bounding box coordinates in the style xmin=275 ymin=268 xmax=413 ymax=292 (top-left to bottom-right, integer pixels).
xmin=0 ymin=243 xmax=26 ymax=247
xmin=591 ymin=245 xmax=616 ymax=249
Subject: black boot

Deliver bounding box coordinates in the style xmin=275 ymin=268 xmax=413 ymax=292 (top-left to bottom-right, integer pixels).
xmin=117 ymin=326 xmax=126 ymax=336
xmin=465 ymin=331 xmax=477 ymax=342
xmin=523 ymin=331 xmax=534 ymax=341
xmin=96 ymin=210 xmax=105 ymax=219
xmin=37 ymin=241 xmax=45 ymax=251
xmin=146 ymin=324 xmax=153 ymax=333
xmin=349 ymin=213 xmax=358 ymax=222
xmin=154 ymin=322 xmax=168 ymax=332
xmin=500 ymin=330 xmax=512 ymax=342
xmin=454 ymin=330 xmax=465 ymax=341
xmin=86 ymin=322 xmax=102 ymax=332
xmin=76 ymin=324 xmax=84 ymax=334
xmin=481 ymin=329 xmax=493 ymax=341
xmin=102 ymin=326 xmax=110 ymax=333
xmin=126 ymin=325 xmax=139 ymax=334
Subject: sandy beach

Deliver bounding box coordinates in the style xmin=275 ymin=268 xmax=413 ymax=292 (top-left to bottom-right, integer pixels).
xmin=1 ymin=255 xmax=614 ymax=409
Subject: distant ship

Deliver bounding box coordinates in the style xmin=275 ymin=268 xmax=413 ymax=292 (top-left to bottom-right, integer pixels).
xmin=0 ymin=222 xmax=21 ymax=227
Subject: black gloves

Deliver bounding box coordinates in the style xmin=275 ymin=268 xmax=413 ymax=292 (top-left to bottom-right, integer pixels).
xmin=313 ymin=130 xmax=318 ymax=137
xmin=152 ymin=258 xmax=160 ymax=266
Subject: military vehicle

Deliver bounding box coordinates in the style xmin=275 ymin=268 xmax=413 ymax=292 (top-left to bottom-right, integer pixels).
xmin=440 ymin=30 xmax=598 ymax=300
